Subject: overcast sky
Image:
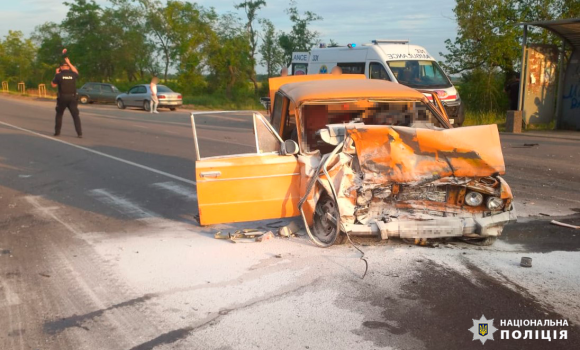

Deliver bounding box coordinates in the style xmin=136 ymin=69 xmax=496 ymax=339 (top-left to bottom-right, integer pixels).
xmin=0 ymin=0 xmax=459 ymax=73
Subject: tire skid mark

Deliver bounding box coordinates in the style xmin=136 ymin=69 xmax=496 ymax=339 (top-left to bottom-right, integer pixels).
xmin=88 ymin=188 xmax=157 ymax=219
xmin=44 ymin=294 xmax=157 ymax=335
xmin=24 ymin=195 xmax=163 ymax=349
xmin=129 ymin=278 xmax=321 ymax=350
xmin=26 ymin=196 xmax=82 ymax=236
xmin=150 ymin=181 xmax=197 ymax=201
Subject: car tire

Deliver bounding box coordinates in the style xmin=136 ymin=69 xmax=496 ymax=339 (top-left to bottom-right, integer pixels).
xmin=116 ymin=99 xmax=125 ymax=109
xmin=170 ymin=107 xmax=176 ymax=111
xmin=311 ymin=194 xmax=347 ymax=246
xmin=143 ymin=100 xmax=150 ymax=112
xmin=79 ymin=95 xmax=89 ymax=104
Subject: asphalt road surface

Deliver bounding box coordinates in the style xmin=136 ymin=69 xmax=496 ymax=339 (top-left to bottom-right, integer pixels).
xmin=1 ymin=94 xmax=579 ymax=350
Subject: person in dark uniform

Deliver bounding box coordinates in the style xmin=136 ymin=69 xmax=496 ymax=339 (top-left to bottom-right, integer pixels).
xmin=51 ymin=50 xmax=82 ymax=138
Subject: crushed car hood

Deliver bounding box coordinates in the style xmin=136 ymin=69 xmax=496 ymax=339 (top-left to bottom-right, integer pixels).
xmin=347 ymin=124 xmax=505 ymax=185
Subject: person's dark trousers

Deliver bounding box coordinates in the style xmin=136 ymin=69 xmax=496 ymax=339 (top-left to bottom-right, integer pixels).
xmin=54 ymin=94 xmax=82 ymax=136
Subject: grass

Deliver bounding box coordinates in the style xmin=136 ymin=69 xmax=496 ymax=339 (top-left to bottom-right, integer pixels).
xmin=462 ymin=110 xmax=559 ymax=131
xmin=463 ymin=110 xmax=506 ymax=130
xmin=525 ymin=120 xmax=556 ymax=131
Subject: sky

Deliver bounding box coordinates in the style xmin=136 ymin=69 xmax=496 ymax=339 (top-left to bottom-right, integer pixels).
xmin=0 ymin=0 xmax=459 ymax=73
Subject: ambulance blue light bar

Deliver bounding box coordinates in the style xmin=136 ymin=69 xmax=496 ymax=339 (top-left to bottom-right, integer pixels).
xmin=347 ymin=43 xmax=356 ymax=48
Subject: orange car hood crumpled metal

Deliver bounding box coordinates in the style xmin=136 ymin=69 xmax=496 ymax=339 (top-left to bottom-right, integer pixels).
xmin=347 ymin=124 xmax=505 ymax=185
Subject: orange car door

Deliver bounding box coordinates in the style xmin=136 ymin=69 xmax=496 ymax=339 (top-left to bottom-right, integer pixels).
xmin=192 ymin=112 xmax=301 ymax=225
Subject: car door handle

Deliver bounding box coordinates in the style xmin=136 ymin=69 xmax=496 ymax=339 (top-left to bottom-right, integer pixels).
xmin=200 ymin=171 xmax=221 ymax=178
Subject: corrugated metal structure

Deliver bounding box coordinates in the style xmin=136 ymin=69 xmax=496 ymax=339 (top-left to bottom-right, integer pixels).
xmin=520 ymin=19 xmax=580 ymax=130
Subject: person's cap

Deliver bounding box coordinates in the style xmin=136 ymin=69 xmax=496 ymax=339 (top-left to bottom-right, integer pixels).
xmin=60 ymin=61 xmax=69 ymax=67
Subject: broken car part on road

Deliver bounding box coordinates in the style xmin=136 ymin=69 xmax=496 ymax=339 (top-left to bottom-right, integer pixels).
xmin=191 ymin=76 xmax=517 ymax=247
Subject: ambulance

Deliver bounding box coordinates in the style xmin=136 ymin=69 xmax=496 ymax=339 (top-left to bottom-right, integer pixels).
xmin=289 ymin=40 xmax=464 ymax=126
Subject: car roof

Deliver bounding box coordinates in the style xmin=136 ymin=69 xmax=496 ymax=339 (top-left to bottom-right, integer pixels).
xmin=278 ymin=78 xmax=427 ymax=106
xmin=84 ymin=82 xmax=113 ymax=85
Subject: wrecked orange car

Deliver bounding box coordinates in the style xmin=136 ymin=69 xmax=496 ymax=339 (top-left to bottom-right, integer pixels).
xmin=190 ymin=75 xmax=516 ymax=246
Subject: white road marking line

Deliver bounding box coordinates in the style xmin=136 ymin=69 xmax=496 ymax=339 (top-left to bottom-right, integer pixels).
xmin=151 ymin=181 xmax=197 ymax=201
xmin=26 ymin=196 xmax=82 ymax=236
xmin=88 ymin=189 xmax=156 ymax=219
xmin=192 ymin=110 xmax=250 ymax=115
xmin=0 ymin=120 xmax=196 ymax=185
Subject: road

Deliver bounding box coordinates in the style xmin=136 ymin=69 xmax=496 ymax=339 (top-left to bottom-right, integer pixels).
xmin=1 ymin=94 xmax=579 ymax=350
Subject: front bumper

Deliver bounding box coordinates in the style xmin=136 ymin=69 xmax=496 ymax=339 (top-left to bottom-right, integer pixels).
xmin=343 ymin=208 xmax=517 ymax=239
xmin=443 ymin=100 xmax=464 ymax=126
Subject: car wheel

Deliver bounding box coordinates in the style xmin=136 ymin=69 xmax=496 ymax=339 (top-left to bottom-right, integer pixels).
xmin=143 ymin=100 xmax=150 ymax=111
xmin=461 ymin=236 xmax=497 ymax=246
xmin=311 ymin=194 xmax=346 ymax=246
xmin=170 ymin=107 xmax=176 ymax=111
xmin=117 ymin=99 xmax=126 ymax=109
xmin=79 ymin=95 xmax=89 ymax=104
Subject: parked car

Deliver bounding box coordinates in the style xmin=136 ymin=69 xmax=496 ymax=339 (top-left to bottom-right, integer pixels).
xmin=191 ymin=74 xmax=516 ymax=247
xmin=116 ymin=84 xmax=182 ymax=111
xmin=77 ymin=82 xmax=121 ymax=104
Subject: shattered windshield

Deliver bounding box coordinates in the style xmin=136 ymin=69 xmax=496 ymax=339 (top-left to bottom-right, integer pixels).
xmin=302 ymin=100 xmax=444 ymax=153
xmin=387 ymin=60 xmax=451 ymax=88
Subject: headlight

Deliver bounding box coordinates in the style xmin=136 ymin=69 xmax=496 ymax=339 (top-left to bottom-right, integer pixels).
xmin=486 ymin=196 xmax=504 ymax=210
xmin=465 ymin=191 xmax=483 ymax=206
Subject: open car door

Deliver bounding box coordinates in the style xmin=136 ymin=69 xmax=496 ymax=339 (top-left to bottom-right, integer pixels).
xmin=191 ymin=112 xmax=301 ymax=225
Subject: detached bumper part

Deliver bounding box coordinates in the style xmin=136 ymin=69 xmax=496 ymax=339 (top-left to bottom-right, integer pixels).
xmin=343 ymin=209 xmax=517 ymax=239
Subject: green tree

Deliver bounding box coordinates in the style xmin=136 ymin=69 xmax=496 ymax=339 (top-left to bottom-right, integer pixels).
xmin=206 ymin=13 xmax=252 ymax=99
xmin=235 ymin=0 xmax=266 ymax=95
xmin=443 ymin=0 xmax=580 ymax=75
xmin=61 ymin=0 xmax=116 ymax=81
xmin=0 ymin=31 xmax=36 ymax=84
xmin=165 ymin=1 xmax=217 ymax=94
xmin=106 ymin=0 xmax=156 ymax=81
xmin=258 ymin=18 xmax=284 ymax=77
xmin=140 ymin=0 xmax=216 ymax=87
xmin=31 ymin=22 xmax=65 ymax=83
xmin=441 ymin=0 xmax=580 ymax=114
xmin=278 ymin=0 xmax=322 ymax=66
xmin=140 ymin=0 xmax=173 ymax=82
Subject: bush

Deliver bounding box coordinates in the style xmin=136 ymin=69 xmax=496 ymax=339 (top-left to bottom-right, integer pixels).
xmin=183 ymin=93 xmax=263 ymax=110
xmin=457 ymin=68 xmax=509 ymax=115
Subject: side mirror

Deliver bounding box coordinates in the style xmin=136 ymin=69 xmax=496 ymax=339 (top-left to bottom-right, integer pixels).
xmin=281 ymin=139 xmax=299 ymax=155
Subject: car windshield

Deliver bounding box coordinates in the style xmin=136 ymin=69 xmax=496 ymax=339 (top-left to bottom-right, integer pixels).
xmin=302 ymin=100 xmax=445 ymax=153
xmin=157 ymin=85 xmax=173 ymax=93
xmin=387 ymin=60 xmax=451 ymax=88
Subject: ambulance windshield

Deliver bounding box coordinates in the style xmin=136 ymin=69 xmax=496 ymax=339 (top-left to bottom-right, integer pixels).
xmin=388 ymin=60 xmax=452 ymax=88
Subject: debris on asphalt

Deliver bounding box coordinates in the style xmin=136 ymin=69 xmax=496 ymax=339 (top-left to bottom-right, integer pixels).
xmin=279 ymin=221 xmax=300 ymax=237
xmin=274 ymin=254 xmax=282 ymax=258
xmin=539 ymin=213 xmax=550 ymax=216
xmin=214 ymin=229 xmax=275 ymax=243
xmin=550 ymin=220 xmax=580 ymax=229
xmin=520 ymin=257 xmax=533 ymax=268
xmin=511 ymin=143 xmax=539 ymax=148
